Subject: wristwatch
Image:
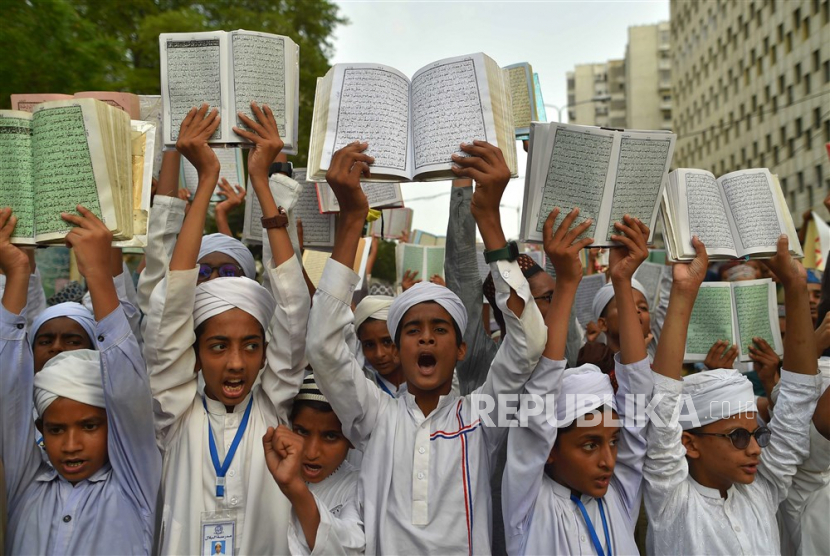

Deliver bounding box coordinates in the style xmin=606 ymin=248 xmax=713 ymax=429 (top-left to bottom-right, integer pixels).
xmin=261 ymin=206 xmax=289 ymax=229
xmin=484 ymin=240 xmax=520 ymax=264
xmin=268 ymin=161 xmax=293 ymax=178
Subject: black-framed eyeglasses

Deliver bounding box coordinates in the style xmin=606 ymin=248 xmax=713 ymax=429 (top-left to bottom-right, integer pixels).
xmin=533 ymin=292 xmax=554 ymax=304
xmin=690 ymin=426 xmax=771 ymax=450
xmin=198 ymin=263 xmax=244 ymax=282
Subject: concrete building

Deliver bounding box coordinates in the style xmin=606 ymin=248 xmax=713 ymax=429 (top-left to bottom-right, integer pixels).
xmin=671 ymin=0 xmax=830 ymax=221
xmin=566 ymin=62 xmax=614 ymax=126
xmin=626 ymin=21 xmax=673 ymax=130
xmin=566 ymin=21 xmax=671 ymax=130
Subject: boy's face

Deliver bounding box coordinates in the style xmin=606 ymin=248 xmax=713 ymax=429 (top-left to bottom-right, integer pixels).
xmin=397 ymin=302 xmax=466 ymax=395
xmin=807 ymin=283 xmax=821 ymax=322
xmin=598 ymin=290 xmax=651 ymax=342
xmin=527 ymin=271 xmax=556 ymax=318
xmin=196 ymin=309 xmax=266 ymax=407
xmin=682 ymin=412 xmax=762 ymax=491
xmin=292 ymin=406 xmax=350 ymax=483
xmin=198 ymin=252 xmax=245 ymax=283
xmin=358 ymin=319 xmax=400 ymax=377
xmin=39 ymin=397 xmax=108 ymax=484
xmin=547 ymin=410 xmax=619 ymax=498
xmin=33 ymin=318 xmax=93 ymax=373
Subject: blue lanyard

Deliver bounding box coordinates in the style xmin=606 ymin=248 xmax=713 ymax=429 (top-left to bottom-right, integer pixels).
xmin=570 ymin=495 xmax=612 ymax=556
xmin=376 ymin=374 xmax=395 ymax=397
xmin=203 ymin=395 xmax=253 ymax=498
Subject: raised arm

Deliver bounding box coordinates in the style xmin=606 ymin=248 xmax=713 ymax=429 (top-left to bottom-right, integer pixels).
xmin=169 ymin=103 xmax=221 ymax=273
xmin=0 ymin=209 xmax=43 ymax=508
xmin=643 ymin=238 xmax=708 ymax=517
xmin=444 ymin=179 xmax=497 ymax=394
xmin=608 ymin=216 xmax=649 ymax=365
xmin=235 ymin=103 xmax=309 ymax=421
xmin=502 ymin=207 xmax=592 ymax=552
xmin=306 ymin=143 xmax=387 ymax=446
xmin=756 ymin=236 xmax=822 ymax=503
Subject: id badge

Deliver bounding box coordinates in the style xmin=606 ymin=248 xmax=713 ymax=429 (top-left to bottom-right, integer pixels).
xmin=201 ymin=510 xmax=237 ymax=556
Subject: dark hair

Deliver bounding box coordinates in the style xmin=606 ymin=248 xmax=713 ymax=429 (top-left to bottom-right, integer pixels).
xmin=393 ymin=301 xmax=463 ymax=348
xmin=290 ymin=398 xmax=334 ymax=422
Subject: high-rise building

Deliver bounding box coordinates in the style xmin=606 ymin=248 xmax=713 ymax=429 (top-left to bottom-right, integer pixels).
xmin=626 ymin=21 xmax=673 ymax=130
xmin=565 ymin=22 xmax=671 ymax=130
xmin=566 ymin=62 xmax=615 ymax=126
xmin=671 ymin=0 xmax=830 ymax=221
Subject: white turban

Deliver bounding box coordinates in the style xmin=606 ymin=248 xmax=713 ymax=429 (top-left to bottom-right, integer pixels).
xmin=198 ymin=233 xmax=257 ymax=279
xmin=34 ymin=349 xmax=104 ymax=417
xmin=193 ymin=277 xmax=275 ymax=332
xmin=387 ymin=282 xmax=467 ymax=341
xmin=556 ymin=364 xmax=617 ymax=426
xmin=591 ymin=279 xmax=649 ymax=322
xmin=31 ymin=302 xmax=96 ymax=347
xmin=354 ymin=295 xmax=394 ymax=333
xmin=679 ymin=369 xmax=757 ymax=430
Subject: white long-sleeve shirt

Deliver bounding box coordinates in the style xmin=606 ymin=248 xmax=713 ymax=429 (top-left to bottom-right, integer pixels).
xmin=777 ymin=367 xmax=830 ymax=556
xmin=287 ymin=461 xmax=365 ymax=555
xmin=644 ymin=370 xmax=822 ymax=555
xmin=306 ymin=258 xmax=546 ymax=555
xmin=144 ymin=255 xmax=309 ymax=555
xmin=503 ymin=356 xmax=652 ymax=556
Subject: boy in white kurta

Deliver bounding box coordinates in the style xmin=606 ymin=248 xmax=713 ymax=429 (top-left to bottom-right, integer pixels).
xmin=306 ymin=141 xmax=546 ymax=554
xmin=264 ymin=374 xmax=364 ymax=555
xmin=504 ymin=214 xmax=654 ymax=556
xmin=145 ymin=102 xmax=309 ymax=555
xmin=643 ymin=236 xmax=823 ymax=555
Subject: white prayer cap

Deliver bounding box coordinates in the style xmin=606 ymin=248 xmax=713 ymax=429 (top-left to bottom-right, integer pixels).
xmin=34 ymin=349 xmax=104 ymax=418
xmin=556 ymin=364 xmax=617 ymax=426
xmin=198 ymin=233 xmax=257 ymax=280
xmin=679 ymin=369 xmax=757 ymax=430
xmin=591 ymin=279 xmax=649 ymax=322
xmin=193 ymin=277 xmax=275 ymax=332
xmin=387 ymin=282 xmax=467 ymax=342
xmin=30 ymin=302 xmax=96 ymax=347
xmin=354 ymin=295 xmax=394 ymax=333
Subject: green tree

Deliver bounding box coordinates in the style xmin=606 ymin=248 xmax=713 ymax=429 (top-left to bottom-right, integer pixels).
xmin=2 ymin=0 xmax=347 ymax=167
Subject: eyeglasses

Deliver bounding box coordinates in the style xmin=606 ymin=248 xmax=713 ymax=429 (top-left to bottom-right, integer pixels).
xmin=533 ymin=292 xmax=554 ymax=304
xmin=690 ymin=426 xmax=771 ymax=450
xmin=198 ymin=263 xmax=244 ymax=282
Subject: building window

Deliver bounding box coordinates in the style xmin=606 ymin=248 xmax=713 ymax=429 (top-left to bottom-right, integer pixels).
xmin=818 ymin=165 xmax=825 ymax=190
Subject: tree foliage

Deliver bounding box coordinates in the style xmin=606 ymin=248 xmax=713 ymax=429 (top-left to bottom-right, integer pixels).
xmin=0 ymin=0 xmax=347 ymax=166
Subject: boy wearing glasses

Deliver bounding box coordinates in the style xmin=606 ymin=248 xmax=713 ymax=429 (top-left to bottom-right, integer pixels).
xmin=643 ymin=236 xmax=822 ymax=555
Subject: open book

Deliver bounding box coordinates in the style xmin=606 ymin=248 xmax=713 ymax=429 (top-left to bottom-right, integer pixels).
xmin=633 ymin=261 xmax=665 ymax=310
xmin=242 ymin=169 xmax=335 ymax=248
xmin=412 ymin=230 xmax=446 ymax=247
xmin=662 ymin=168 xmax=802 ymax=261
xmin=503 ymin=62 xmax=539 ymax=138
xmin=367 ymin=207 xmax=413 ymax=239
xmin=685 ymin=278 xmax=782 ymax=363
xmin=397 ymin=243 xmax=445 ymax=282
xmin=307 ymin=52 xmax=517 ymax=182
xmin=0 ymin=99 xmax=153 ymax=246
xmin=315 ymin=180 xmax=403 ymax=213
xmin=138 ymin=95 xmax=164 ymax=178
xmin=180 ymin=147 xmax=245 ymax=201
xmin=11 ymin=92 xmax=140 ymax=119
xmin=303 ymin=237 xmax=372 ymax=289
xmin=574 ymin=273 xmax=607 ymax=328
xmin=159 ymin=30 xmax=299 ymax=153
xmin=520 ymin=122 xmax=675 ymax=247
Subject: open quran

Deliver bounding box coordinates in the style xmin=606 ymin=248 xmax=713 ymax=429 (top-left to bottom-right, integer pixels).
xmin=159 ymin=30 xmax=299 ymax=153
xmin=0 ymin=99 xmax=154 ymax=246
xmin=307 ymin=52 xmax=517 ymax=182
xmin=520 ymin=122 xmax=675 ymax=247
xmin=661 ymin=168 xmax=801 ymax=261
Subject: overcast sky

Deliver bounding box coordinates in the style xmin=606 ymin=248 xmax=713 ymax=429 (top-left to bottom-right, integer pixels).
xmin=329 ymin=0 xmax=670 ymax=238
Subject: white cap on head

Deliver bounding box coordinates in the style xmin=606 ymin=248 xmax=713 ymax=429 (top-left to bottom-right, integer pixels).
xmin=354 ymin=295 xmax=394 ymax=333
xmin=556 ymin=364 xmax=616 ymax=426
xmin=679 ymin=369 xmax=757 ymax=430
xmin=198 ymin=233 xmax=257 ymax=279
xmin=386 ymin=282 xmax=467 ymax=341
xmin=193 ymin=277 xmax=276 ymax=332
xmin=591 ymin=279 xmax=649 ymax=322
xmin=34 ymin=349 xmax=104 ymax=418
